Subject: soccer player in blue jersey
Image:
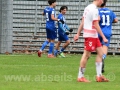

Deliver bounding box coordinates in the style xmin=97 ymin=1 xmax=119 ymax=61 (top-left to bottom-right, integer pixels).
xmin=54 ymin=6 xmax=73 ymax=57
xmin=38 ymin=0 xmax=64 ymax=58
xmin=99 ymin=0 xmax=118 ymax=73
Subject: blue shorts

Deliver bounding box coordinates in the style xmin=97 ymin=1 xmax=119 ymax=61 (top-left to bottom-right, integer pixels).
xmin=58 ymin=33 xmax=69 ymax=41
xmin=98 ymin=34 xmax=111 ymax=47
xmin=46 ymin=28 xmax=57 ymax=40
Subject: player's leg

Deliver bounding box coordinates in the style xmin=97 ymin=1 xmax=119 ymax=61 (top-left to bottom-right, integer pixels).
xmin=96 ymin=46 xmax=103 ymax=77
xmin=60 ymin=40 xmax=70 ymax=52
xmin=48 ymin=39 xmax=55 ymax=57
xmin=38 ymin=29 xmax=50 ymax=57
xmin=54 ymin=41 xmax=61 ymax=57
xmin=95 ymin=39 xmax=109 ymax=82
xmin=54 ymin=33 xmax=62 ymax=57
xmin=47 ymin=28 xmax=57 ymax=58
xmin=101 ymin=37 xmax=110 ymax=73
xmin=59 ymin=40 xmax=70 ymax=57
xmin=59 ymin=35 xmax=70 ymax=57
xmin=96 ymin=47 xmax=109 ymax=82
xmin=101 ymin=45 xmax=108 ymax=73
xmin=77 ymin=50 xmax=91 ymax=82
xmin=77 ymin=38 xmax=91 ymax=82
xmin=40 ymin=39 xmax=50 ymax=51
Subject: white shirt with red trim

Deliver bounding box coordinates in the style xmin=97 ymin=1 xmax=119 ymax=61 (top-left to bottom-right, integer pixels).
xmin=83 ymin=4 xmax=99 ymax=38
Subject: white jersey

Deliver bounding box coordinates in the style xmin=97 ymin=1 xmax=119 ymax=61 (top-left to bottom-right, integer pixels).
xmin=83 ymin=4 xmax=99 ymax=38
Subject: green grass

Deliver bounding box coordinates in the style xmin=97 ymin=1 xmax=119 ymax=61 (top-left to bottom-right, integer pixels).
xmin=0 ymin=53 xmax=120 ymax=90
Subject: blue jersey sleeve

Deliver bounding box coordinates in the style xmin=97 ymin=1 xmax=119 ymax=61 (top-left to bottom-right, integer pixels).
xmin=59 ymin=23 xmax=66 ymax=33
xmin=51 ymin=8 xmax=55 ymax=15
xmin=65 ymin=24 xmax=70 ymax=31
xmin=58 ymin=14 xmax=63 ymax=24
xmin=58 ymin=14 xmax=66 ymax=33
xmin=111 ymin=11 xmax=116 ymax=21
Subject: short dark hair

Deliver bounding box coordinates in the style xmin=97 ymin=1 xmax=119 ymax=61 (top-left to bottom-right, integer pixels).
xmin=100 ymin=0 xmax=107 ymax=7
xmin=59 ymin=6 xmax=68 ymax=12
xmin=48 ymin=0 xmax=56 ymax=5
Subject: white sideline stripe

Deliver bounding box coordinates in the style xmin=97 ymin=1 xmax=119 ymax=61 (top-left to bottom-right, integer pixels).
xmin=0 ymin=65 xmax=118 ymax=68
xmin=0 ymin=65 xmax=67 ymax=67
xmin=0 ymin=55 xmax=36 ymax=56
xmin=0 ymin=55 xmax=24 ymax=56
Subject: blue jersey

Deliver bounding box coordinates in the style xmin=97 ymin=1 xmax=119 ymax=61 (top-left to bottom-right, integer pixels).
xmin=99 ymin=8 xmax=116 ymax=37
xmin=58 ymin=13 xmax=69 ymax=35
xmin=44 ymin=6 xmax=56 ymax=29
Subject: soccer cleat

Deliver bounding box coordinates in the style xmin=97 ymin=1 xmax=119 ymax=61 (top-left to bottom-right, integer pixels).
xmin=77 ymin=77 xmax=90 ymax=82
xmin=96 ymin=76 xmax=109 ymax=82
xmin=60 ymin=52 xmax=65 ymax=58
xmin=38 ymin=50 xmax=42 ymax=57
xmin=47 ymin=54 xmax=55 ymax=58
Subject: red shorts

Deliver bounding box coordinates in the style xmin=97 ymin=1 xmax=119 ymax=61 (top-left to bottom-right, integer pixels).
xmin=84 ymin=38 xmax=102 ymax=52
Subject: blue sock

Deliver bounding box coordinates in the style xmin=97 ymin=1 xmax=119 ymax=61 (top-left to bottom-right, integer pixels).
xmin=40 ymin=40 xmax=49 ymax=51
xmin=102 ymin=54 xmax=106 ymax=60
xmin=54 ymin=50 xmax=58 ymax=54
xmin=48 ymin=42 xmax=54 ymax=54
xmin=60 ymin=48 xmax=65 ymax=53
xmin=54 ymin=49 xmax=58 ymax=56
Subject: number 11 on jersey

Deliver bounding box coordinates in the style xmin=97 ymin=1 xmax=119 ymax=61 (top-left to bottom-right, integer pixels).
xmin=101 ymin=15 xmax=110 ymax=26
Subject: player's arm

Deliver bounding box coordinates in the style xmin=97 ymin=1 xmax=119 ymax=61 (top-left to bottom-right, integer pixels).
xmin=113 ymin=18 xmax=118 ymax=23
xmin=42 ymin=12 xmax=44 ymax=16
xmin=42 ymin=9 xmax=45 ymax=16
xmin=93 ymin=20 xmax=108 ymax=43
xmin=65 ymin=24 xmax=70 ymax=31
xmin=50 ymin=10 xmax=60 ymax=21
xmin=51 ymin=10 xmax=64 ymax=24
xmin=59 ymin=23 xmax=66 ymax=32
xmin=65 ymin=24 xmax=73 ymax=32
xmin=49 ymin=10 xmax=59 ymax=21
xmin=93 ymin=9 xmax=108 ymax=43
xmin=59 ymin=23 xmax=69 ymax=35
xmin=51 ymin=14 xmax=59 ymax=21
xmin=112 ymin=11 xmax=118 ymax=23
xmin=51 ymin=14 xmax=64 ymax=24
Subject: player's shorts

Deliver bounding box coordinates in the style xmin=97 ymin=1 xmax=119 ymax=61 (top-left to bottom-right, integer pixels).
xmin=98 ymin=34 xmax=111 ymax=47
xmin=58 ymin=33 xmax=69 ymax=41
xmin=84 ymin=38 xmax=102 ymax=52
xmin=46 ymin=28 xmax=57 ymax=40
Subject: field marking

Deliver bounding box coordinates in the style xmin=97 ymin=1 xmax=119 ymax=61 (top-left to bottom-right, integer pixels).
xmin=0 ymin=64 xmax=68 ymax=67
xmin=0 ymin=64 xmax=119 ymax=68
xmin=0 ymin=55 xmax=24 ymax=56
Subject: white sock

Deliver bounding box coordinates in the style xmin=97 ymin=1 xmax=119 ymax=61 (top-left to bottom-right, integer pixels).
xmin=78 ymin=67 xmax=85 ymax=78
xmin=96 ymin=62 xmax=102 ymax=77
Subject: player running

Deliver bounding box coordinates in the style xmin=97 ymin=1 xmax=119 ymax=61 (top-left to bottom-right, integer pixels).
xmin=98 ymin=0 xmax=118 ymax=73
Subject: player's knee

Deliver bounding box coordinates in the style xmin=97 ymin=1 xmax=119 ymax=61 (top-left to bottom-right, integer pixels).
xmin=84 ymin=53 xmax=90 ymax=60
xmin=86 ymin=55 xmax=90 ymax=60
xmin=66 ymin=40 xmax=70 ymax=45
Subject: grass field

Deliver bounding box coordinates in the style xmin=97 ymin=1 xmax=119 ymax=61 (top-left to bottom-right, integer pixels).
xmin=0 ymin=53 xmax=120 ymax=90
